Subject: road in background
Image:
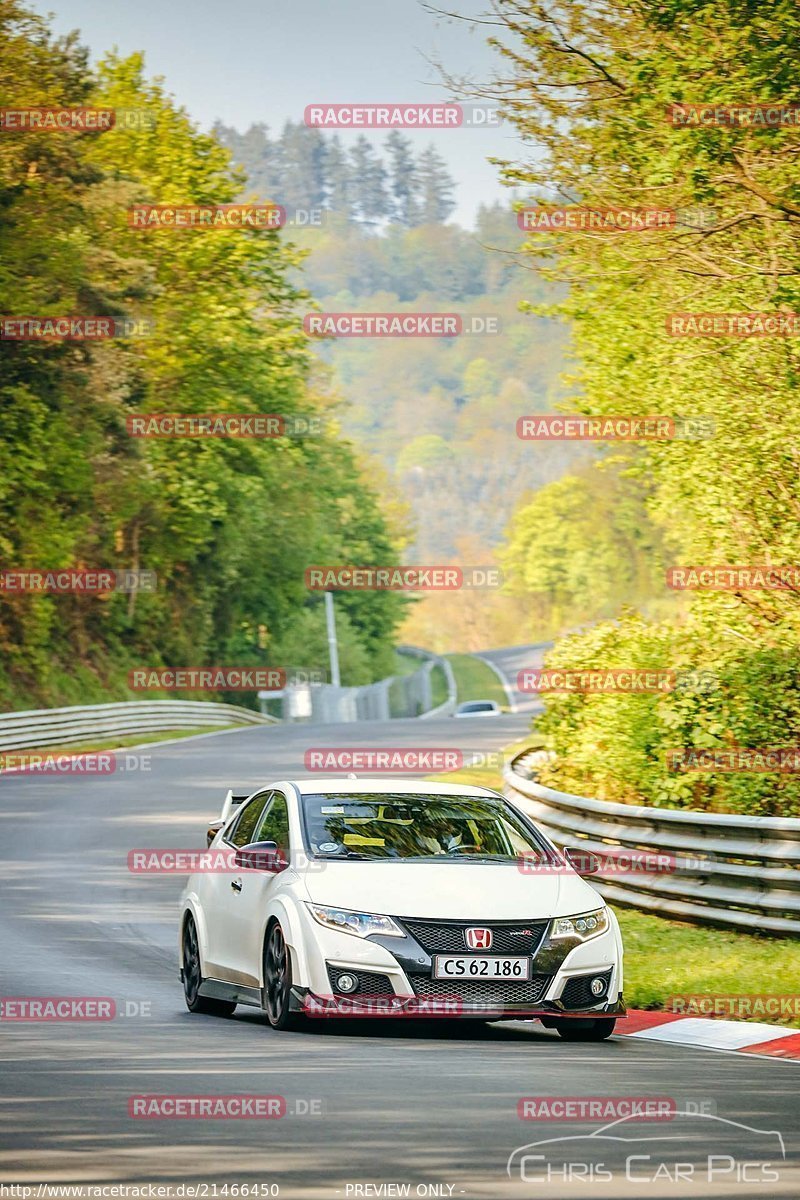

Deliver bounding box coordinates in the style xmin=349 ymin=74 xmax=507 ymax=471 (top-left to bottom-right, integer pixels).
xmin=475 ymin=641 xmax=552 ymax=714
xmin=1 ymin=711 xmax=798 ymax=1197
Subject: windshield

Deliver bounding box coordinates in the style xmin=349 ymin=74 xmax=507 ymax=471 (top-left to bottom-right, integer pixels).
xmin=300 ymin=792 xmax=551 ymax=862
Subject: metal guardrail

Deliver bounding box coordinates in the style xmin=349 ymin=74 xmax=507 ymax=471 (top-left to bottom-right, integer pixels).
xmin=399 ymin=645 xmax=457 ymax=719
xmin=504 ymin=749 xmax=800 ymax=936
xmin=0 ymin=700 xmax=274 ymax=751
xmin=293 ymin=646 xmax=457 ymax=724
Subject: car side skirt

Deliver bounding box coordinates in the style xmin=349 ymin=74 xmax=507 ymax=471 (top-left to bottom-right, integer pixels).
xmin=197 ymin=977 xmax=263 ymax=1008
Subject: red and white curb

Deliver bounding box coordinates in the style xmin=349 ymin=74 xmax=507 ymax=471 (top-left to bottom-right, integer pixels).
xmin=619 ymin=1010 xmax=800 ymax=1059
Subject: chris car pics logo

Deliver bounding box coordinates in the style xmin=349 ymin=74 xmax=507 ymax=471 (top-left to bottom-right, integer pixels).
xmin=507 ymin=1112 xmax=785 ymax=1186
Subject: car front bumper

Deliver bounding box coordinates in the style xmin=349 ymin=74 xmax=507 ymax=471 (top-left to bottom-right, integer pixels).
xmin=293 ymin=908 xmax=624 ymax=1020
xmin=290 ymin=986 xmax=626 ymax=1020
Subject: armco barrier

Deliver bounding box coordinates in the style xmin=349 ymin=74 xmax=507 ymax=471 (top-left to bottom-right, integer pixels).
xmin=297 ymin=646 xmax=457 ymax=724
xmin=504 ymin=749 xmax=800 ymax=936
xmin=0 ymin=700 xmax=273 ymax=752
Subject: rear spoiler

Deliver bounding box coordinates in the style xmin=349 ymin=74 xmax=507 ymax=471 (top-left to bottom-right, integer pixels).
xmin=220 ymin=789 xmax=251 ymax=823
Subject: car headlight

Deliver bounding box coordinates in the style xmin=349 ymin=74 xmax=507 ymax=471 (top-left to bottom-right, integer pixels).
xmin=549 ymin=907 xmax=609 ymax=942
xmin=307 ymin=904 xmax=404 ymax=939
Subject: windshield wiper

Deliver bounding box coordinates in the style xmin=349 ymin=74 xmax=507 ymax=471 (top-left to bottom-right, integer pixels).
xmin=444 ymin=852 xmax=517 ymax=862
xmin=314 ymin=850 xmax=365 ymax=860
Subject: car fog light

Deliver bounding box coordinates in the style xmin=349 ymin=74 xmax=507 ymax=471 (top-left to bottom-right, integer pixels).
xmin=590 ymin=976 xmax=607 ymax=996
xmin=336 ymin=973 xmax=358 ymax=994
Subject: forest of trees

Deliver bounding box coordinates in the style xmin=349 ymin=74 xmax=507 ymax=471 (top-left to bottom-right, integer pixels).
xmin=490 ymin=0 xmax=800 ymax=817
xmin=216 ymin=120 xmax=578 ymax=568
xmin=0 ymin=0 xmax=408 ymax=708
xmin=215 ymin=122 xmax=457 ymax=227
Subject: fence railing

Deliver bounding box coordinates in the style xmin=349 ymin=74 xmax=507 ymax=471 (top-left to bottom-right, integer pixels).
xmin=282 ymin=645 xmax=457 ymax=724
xmin=0 ymin=700 xmax=273 ymax=752
xmin=504 ymin=749 xmax=800 ymax=936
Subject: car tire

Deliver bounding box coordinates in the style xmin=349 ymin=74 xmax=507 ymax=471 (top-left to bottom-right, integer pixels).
xmin=554 ymin=1017 xmax=616 ymax=1041
xmin=263 ymin=921 xmax=303 ymax=1031
xmin=182 ymin=913 xmax=237 ymax=1017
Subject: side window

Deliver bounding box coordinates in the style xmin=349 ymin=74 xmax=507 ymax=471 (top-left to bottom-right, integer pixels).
xmin=255 ymin=792 xmax=290 ymax=852
xmin=228 ymin=792 xmax=272 ymax=847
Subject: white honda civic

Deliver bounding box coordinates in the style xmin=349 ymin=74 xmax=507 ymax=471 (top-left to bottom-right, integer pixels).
xmin=179 ymin=779 xmax=625 ymax=1039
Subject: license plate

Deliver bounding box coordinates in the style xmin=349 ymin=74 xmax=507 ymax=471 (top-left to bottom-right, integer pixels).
xmin=432 ymin=955 xmax=531 ymax=980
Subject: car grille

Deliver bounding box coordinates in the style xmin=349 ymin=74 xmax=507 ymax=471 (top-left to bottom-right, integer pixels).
xmin=326 ymin=966 xmax=393 ymax=996
xmin=559 ymin=969 xmax=612 ymax=1010
xmin=410 ymin=975 xmax=552 ymax=1007
xmin=399 ymin=918 xmax=548 ymax=956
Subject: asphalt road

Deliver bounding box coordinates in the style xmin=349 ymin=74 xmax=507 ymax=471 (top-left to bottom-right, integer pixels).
xmin=1 ymin=713 xmax=798 ymax=1198
xmin=474 ymin=642 xmax=552 ymax=714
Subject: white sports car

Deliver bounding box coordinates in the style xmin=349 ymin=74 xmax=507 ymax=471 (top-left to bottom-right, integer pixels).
xmin=179 ymin=779 xmax=625 ymax=1039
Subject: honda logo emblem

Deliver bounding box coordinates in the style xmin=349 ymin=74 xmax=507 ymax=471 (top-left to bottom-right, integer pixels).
xmin=464 ymin=927 xmax=492 ymax=950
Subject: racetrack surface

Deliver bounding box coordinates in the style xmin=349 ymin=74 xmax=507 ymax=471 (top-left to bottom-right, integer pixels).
xmin=474 ymin=642 xmax=551 ymax=715
xmin=2 ymin=713 xmax=798 ymax=1198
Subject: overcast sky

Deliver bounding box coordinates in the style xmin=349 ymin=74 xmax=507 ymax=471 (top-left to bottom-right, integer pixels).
xmin=46 ymin=0 xmax=527 ymax=226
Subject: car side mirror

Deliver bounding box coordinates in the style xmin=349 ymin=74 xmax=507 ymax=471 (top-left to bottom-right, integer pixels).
xmin=234 ymin=840 xmax=287 ymax=873
xmin=563 ymin=846 xmax=600 ymax=876
xmin=206 ymin=819 xmax=224 ymax=848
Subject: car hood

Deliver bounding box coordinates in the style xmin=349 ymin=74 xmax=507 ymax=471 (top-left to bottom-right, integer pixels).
xmin=301 ymin=859 xmax=602 ymax=919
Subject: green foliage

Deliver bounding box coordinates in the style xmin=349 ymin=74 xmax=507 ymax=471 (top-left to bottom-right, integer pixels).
xmin=0 ymin=4 xmax=406 ymax=708
xmin=214 ymin=125 xmax=575 ymax=566
xmin=501 ymin=466 xmax=669 ymax=634
xmin=491 ymin=0 xmax=800 ymax=812
xmin=535 ymin=612 xmax=800 ymax=814
xmin=446 ymin=653 xmax=508 ymax=709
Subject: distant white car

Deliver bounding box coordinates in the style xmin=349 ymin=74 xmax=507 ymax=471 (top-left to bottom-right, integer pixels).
xmin=179 ymin=779 xmax=624 ymax=1038
xmin=453 ymin=699 xmax=502 ymax=717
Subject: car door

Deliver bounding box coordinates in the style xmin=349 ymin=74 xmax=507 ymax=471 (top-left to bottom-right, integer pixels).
xmin=203 ymin=790 xmax=272 ymax=984
xmin=226 ymin=790 xmax=293 ymax=986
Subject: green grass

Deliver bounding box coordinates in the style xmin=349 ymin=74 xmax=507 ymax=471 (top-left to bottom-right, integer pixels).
xmin=393 ymin=651 xmax=423 ymax=678
xmin=619 ymin=909 xmax=800 ymax=1026
xmin=430 ymin=663 xmax=449 ymax=709
xmin=445 ymin=653 xmax=509 ymax=709
xmin=428 ymin=752 xmax=800 ymax=1027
